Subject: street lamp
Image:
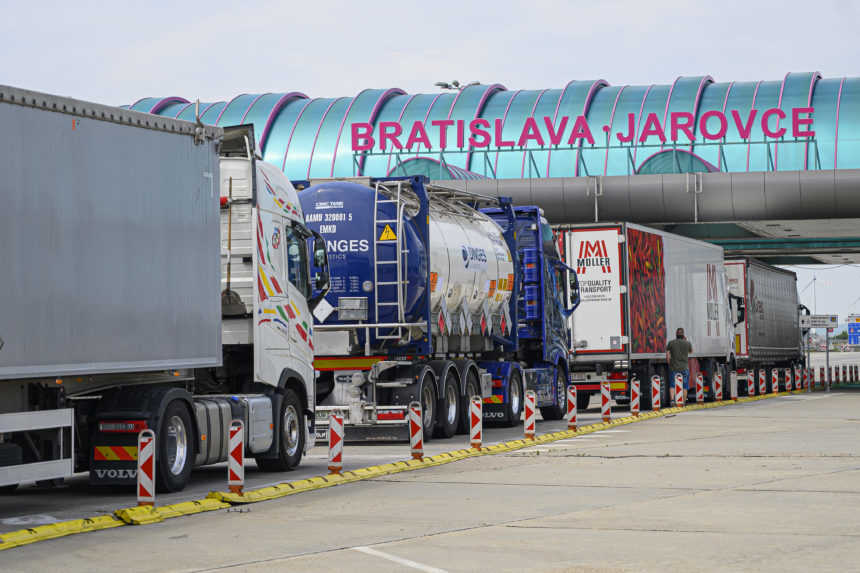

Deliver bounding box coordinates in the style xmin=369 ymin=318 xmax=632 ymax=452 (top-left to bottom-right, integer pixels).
xmin=435 ymin=80 xmax=481 ymax=91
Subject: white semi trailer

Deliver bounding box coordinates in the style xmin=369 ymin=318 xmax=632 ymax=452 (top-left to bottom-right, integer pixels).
xmin=0 ymin=86 xmax=329 ymax=492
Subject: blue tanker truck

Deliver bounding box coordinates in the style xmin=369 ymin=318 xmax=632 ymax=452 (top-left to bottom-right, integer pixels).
xmin=298 ymin=176 xmax=579 ymax=441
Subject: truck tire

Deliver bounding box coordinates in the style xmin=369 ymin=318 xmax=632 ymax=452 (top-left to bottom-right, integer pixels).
xmin=503 ymin=370 xmax=524 ymax=427
xmin=457 ymin=368 xmax=481 ymax=434
xmin=418 ymin=369 xmax=437 ymax=440
xmin=256 ymin=389 xmax=304 ymax=472
xmin=539 ymin=368 xmax=566 ymax=420
xmin=156 ymin=400 xmax=194 ymax=493
xmin=434 ymin=367 xmax=459 ymax=439
xmin=576 ymin=390 xmax=591 ymax=411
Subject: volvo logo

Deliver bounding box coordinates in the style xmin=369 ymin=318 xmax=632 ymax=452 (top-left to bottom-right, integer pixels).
xmin=94 ymin=469 xmax=136 ymax=479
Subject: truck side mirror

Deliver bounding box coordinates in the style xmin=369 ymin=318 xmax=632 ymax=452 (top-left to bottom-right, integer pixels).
xmin=568 ymin=271 xmax=581 ymax=312
xmin=315 ymin=270 xmax=330 ymax=293
xmin=313 ymin=235 xmax=327 ymax=268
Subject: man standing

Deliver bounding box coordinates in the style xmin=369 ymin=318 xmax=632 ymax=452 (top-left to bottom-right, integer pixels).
xmin=667 ymin=327 xmax=693 ymax=404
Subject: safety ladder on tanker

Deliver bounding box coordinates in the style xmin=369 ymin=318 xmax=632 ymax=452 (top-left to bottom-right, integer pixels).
xmin=372 ymin=180 xmax=410 ymax=342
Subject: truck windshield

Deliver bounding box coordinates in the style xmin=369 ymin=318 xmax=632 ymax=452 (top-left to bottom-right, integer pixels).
xmin=284 ymin=225 xmax=310 ymax=297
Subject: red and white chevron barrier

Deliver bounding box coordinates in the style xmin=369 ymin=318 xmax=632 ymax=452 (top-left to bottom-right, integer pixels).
xmin=807 ymin=368 xmax=813 ymax=391
xmin=651 ymin=375 xmax=661 ymax=411
xmin=761 ymin=369 xmax=768 ymax=395
xmin=714 ymin=372 xmax=723 ymax=401
xmin=835 ymin=366 xmax=840 ymax=384
xmin=820 ymin=367 xmax=825 ymax=389
xmin=228 ymin=420 xmax=244 ymax=494
xmin=601 ymin=381 xmax=611 ymax=422
xmin=843 ymin=365 xmax=848 ymax=384
xmin=796 ymin=366 xmax=802 ymax=389
xmin=674 ymin=373 xmax=684 ymax=407
xmin=731 ymin=370 xmax=738 ymax=401
xmin=695 ymin=373 xmax=704 ymax=403
xmin=524 ymin=390 xmax=536 ymax=440
xmin=785 ymin=368 xmax=792 ymax=392
xmin=328 ymin=412 xmax=344 ymax=475
xmin=137 ymin=429 xmax=155 ymax=506
xmin=566 ymin=385 xmax=577 ymax=431
xmin=470 ymin=396 xmax=482 ymax=450
xmin=630 ymin=376 xmax=640 ymax=417
xmin=409 ymin=401 xmax=423 ymax=461
xmin=747 ymin=371 xmax=755 ymax=396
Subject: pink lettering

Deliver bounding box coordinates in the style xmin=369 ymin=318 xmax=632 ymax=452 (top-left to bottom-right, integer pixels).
xmin=616 ymin=113 xmax=635 ymax=143
xmin=567 ymin=116 xmax=595 ymax=145
xmin=731 ymin=109 xmax=758 ymax=140
xmin=517 ymin=117 xmax=545 ymax=147
xmin=544 ymin=116 xmax=568 ymax=145
xmin=379 ymin=122 xmax=402 ymax=150
xmin=761 ymin=108 xmax=786 ymax=138
xmin=699 ymin=110 xmax=728 ymax=140
xmin=670 ymin=112 xmax=696 ymax=142
xmin=431 ymin=119 xmax=454 ymax=149
xmin=456 ymin=119 xmax=465 ymax=148
xmin=494 ymin=118 xmax=514 ymax=147
xmin=792 ymin=107 xmax=815 ymax=138
xmin=469 ymin=119 xmax=491 ymax=148
xmin=405 ymin=122 xmax=432 ymax=150
xmin=638 ymin=113 xmax=666 ymax=144
xmin=351 ymin=123 xmax=374 ymax=151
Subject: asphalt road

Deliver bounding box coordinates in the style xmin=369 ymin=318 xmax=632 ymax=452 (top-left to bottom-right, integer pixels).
xmin=3 ymin=389 xmax=857 ymax=572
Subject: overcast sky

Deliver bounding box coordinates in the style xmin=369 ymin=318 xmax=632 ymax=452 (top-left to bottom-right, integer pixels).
xmin=4 ymin=0 xmax=859 ymax=321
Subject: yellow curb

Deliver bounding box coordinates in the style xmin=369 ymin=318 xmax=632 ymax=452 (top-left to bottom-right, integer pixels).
xmin=0 ymin=515 xmax=123 ymax=550
xmin=115 ymin=498 xmax=230 ymax=525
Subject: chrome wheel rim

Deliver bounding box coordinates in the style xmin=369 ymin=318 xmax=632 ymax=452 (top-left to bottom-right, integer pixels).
xmin=510 ymin=376 xmax=521 ymax=415
xmin=445 ymin=379 xmax=457 ymax=425
xmin=557 ymin=372 xmax=565 ymax=407
xmin=165 ymin=415 xmax=188 ymax=476
xmin=283 ymin=404 xmax=300 ymax=457
xmin=421 ymin=381 xmax=434 ymax=428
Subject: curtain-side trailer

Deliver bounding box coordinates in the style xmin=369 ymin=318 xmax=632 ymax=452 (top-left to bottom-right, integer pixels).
xmin=0 ymin=86 xmax=329 ymax=492
xmin=556 ymin=222 xmax=733 ymax=409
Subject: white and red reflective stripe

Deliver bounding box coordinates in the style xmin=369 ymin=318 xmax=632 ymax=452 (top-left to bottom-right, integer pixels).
xmin=747 ymin=371 xmax=755 ymax=396
xmin=408 ymin=401 xmax=423 ymax=460
xmin=228 ymin=420 xmax=244 ymax=494
xmin=730 ymin=370 xmax=738 ymax=401
xmin=651 ymin=375 xmax=661 ymax=411
xmin=470 ymin=396 xmax=482 ymax=450
xmin=785 ymin=368 xmax=792 ymax=392
xmin=714 ymin=372 xmax=723 ymax=401
xmin=695 ymin=373 xmax=703 ymax=403
xmin=674 ymin=373 xmax=684 ymax=407
xmin=566 ymin=385 xmax=577 ymax=431
xmin=601 ymin=381 xmax=611 ymax=422
xmin=328 ymin=412 xmax=344 ymax=474
xmin=137 ymin=429 xmax=155 ymax=506
xmin=630 ymin=376 xmax=640 ymax=416
xmin=524 ymin=390 xmax=536 ymax=440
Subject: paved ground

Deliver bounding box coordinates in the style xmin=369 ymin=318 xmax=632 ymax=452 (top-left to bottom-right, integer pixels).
xmin=3 ymin=389 xmax=858 ymax=572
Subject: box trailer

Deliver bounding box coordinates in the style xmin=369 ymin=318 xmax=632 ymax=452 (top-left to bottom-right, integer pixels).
xmin=0 ymin=86 xmax=328 ymax=492
xmin=725 ymin=258 xmax=803 ymax=394
xmin=556 ymin=222 xmax=733 ymax=408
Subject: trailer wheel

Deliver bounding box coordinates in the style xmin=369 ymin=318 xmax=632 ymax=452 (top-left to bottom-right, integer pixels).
xmin=539 ymin=368 xmax=566 ymax=420
xmin=156 ymin=400 xmax=194 ymax=493
xmin=503 ymin=370 xmax=523 ymax=427
xmin=457 ymin=369 xmax=481 ymax=434
xmin=256 ymin=388 xmax=304 ymax=472
xmin=434 ymin=368 xmax=460 ymax=439
xmin=418 ymin=370 xmax=437 ymax=440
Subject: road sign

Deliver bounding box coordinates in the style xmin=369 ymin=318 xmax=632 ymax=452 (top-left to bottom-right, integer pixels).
xmin=850 ymin=334 xmax=860 ymax=345
xmin=809 ymin=315 xmax=838 ymax=328
xmin=848 ymin=323 xmax=860 ymax=334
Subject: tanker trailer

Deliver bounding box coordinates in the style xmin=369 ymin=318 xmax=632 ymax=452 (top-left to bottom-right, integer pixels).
xmin=299 ymin=176 xmax=579 ymax=441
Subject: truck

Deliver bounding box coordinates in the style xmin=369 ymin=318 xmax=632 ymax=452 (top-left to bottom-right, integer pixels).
xmin=0 ymin=85 xmax=329 ymax=492
xmin=556 ymin=222 xmax=734 ymax=409
xmin=298 ymin=176 xmax=579 ymax=440
xmin=724 ymin=257 xmax=803 ymax=393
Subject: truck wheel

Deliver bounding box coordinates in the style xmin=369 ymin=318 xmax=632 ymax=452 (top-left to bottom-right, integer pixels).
xmin=156 ymin=401 xmax=194 ymax=493
xmin=457 ymin=369 xmax=481 ymax=434
xmin=576 ymin=390 xmax=591 ymax=411
xmin=434 ymin=368 xmax=459 ymax=439
xmin=256 ymin=389 xmax=304 ymax=472
xmin=418 ymin=370 xmax=437 ymax=440
xmin=539 ymin=369 xmax=566 ymax=421
xmin=503 ymin=370 xmax=523 ymax=427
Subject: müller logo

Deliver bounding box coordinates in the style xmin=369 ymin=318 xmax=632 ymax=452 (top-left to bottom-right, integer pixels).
xmin=577 ymin=241 xmax=612 ymax=275
xmin=351 ymin=107 xmax=816 ymax=152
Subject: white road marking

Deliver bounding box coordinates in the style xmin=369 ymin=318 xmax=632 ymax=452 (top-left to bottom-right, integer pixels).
xmin=353 ymin=546 xmax=448 ymax=573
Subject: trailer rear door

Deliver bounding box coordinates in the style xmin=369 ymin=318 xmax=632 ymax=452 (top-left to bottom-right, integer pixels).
xmin=562 ymin=226 xmax=626 ymax=354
